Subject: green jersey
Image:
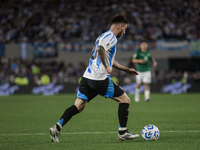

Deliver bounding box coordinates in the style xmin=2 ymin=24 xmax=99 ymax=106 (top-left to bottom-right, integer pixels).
xmin=133 ymin=50 xmax=152 ymax=72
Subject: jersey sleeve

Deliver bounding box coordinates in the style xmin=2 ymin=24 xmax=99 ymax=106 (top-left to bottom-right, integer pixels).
xmin=98 ymin=32 xmax=116 ymax=51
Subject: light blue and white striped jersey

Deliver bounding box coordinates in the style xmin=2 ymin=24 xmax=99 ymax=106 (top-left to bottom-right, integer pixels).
xmin=83 ymin=30 xmax=117 ymax=80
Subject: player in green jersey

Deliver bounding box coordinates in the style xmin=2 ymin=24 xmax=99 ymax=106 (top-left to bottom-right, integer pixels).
xmin=132 ymin=41 xmax=157 ymax=102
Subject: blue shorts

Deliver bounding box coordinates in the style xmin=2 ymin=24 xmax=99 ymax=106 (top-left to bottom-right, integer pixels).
xmin=77 ymin=77 xmax=124 ymax=102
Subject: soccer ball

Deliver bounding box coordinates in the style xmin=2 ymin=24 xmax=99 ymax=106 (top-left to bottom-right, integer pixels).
xmin=142 ymin=124 xmax=160 ymax=141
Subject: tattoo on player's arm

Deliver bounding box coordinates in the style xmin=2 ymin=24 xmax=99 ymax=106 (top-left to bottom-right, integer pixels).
xmin=97 ymin=45 xmax=107 ymax=68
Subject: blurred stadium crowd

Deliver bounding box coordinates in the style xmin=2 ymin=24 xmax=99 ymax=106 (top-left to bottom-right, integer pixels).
xmin=0 ymin=0 xmax=200 ymax=86
xmin=0 ymin=57 xmax=200 ymax=85
xmin=0 ymin=0 xmax=200 ymax=43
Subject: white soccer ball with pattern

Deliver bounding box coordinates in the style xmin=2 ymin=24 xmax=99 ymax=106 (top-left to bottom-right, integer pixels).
xmin=142 ymin=125 xmax=160 ymax=141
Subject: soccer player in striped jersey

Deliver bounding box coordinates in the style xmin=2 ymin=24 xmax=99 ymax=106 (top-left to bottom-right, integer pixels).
xmin=49 ymin=15 xmax=140 ymax=142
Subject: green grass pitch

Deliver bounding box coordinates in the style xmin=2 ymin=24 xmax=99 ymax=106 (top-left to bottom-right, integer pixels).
xmin=0 ymin=93 xmax=200 ymax=150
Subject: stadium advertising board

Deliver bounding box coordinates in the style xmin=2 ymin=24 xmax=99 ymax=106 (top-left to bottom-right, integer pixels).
xmin=189 ymin=40 xmax=200 ymax=57
xmin=0 ymin=83 xmax=19 ymax=96
xmin=157 ymin=40 xmax=188 ymax=51
xmin=60 ymin=41 xmax=157 ymax=52
xmin=19 ymin=42 xmax=29 ymax=59
xmin=32 ymin=83 xmax=64 ymax=95
xmin=0 ymin=82 xmax=199 ymax=96
xmin=122 ymin=82 xmax=192 ymax=94
xmin=32 ymin=42 xmax=58 ymax=58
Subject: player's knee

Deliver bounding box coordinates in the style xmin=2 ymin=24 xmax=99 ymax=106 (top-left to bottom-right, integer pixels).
xmin=74 ymin=98 xmax=87 ymax=113
xmin=120 ymin=96 xmax=130 ymax=104
xmin=136 ymin=84 xmax=141 ymax=88
xmin=144 ymin=83 xmax=150 ymax=90
xmin=77 ymin=105 xmax=85 ymax=113
xmin=125 ymin=96 xmax=130 ymax=104
xmin=76 ymin=103 xmax=87 ymax=113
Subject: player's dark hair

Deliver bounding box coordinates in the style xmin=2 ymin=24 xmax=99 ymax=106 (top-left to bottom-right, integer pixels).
xmin=140 ymin=40 xmax=147 ymax=44
xmin=111 ymin=14 xmax=129 ymax=25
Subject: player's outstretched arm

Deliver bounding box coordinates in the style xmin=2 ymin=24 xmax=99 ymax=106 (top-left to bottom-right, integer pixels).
xmin=113 ymin=60 xmax=139 ymax=75
xmin=97 ymin=45 xmax=112 ymax=74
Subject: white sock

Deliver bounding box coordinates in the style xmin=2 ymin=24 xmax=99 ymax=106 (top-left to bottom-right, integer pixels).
xmin=144 ymin=90 xmax=150 ymax=100
xmin=135 ymin=88 xmax=140 ymax=102
xmin=119 ymin=127 xmax=127 ymax=131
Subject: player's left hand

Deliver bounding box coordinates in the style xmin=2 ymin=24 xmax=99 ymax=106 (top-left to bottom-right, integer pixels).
xmin=125 ymin=68 xmax=139 ymax=75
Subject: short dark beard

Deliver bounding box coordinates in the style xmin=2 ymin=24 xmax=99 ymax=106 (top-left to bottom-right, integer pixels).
xmin=116 ymin=32 xmax=123 ymax=39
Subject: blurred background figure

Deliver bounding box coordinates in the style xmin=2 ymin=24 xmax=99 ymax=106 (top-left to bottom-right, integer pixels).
xmin=132 ymin=41 xmax=157 ymax=102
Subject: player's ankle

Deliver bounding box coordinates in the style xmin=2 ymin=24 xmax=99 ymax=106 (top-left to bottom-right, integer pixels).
xmin=119 ymin=130 xmax=127 ymax=135
xmin=56 ymin=123 xmax=62 ymax=132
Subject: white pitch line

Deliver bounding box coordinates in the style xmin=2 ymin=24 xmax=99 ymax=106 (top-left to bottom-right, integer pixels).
xmin=162 ymin=131 xmax=200 ymax=133
xmin=61 ymin=132 xmax=117 ymax=135
xmin=0 ymin=131 xmax=199 ymax=136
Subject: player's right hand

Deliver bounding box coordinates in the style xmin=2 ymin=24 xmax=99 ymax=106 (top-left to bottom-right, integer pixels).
xmin=125 ymin=68 xmax=139 ymax=75
xmin=105 ymin=66 xmax=112 ymax=74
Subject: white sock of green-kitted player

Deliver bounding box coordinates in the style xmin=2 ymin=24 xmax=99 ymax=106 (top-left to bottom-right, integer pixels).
xmin=135 ymin=88 xmax=140 ymax=102
xmin=144 ymin=90 xmax=150 ymax=100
